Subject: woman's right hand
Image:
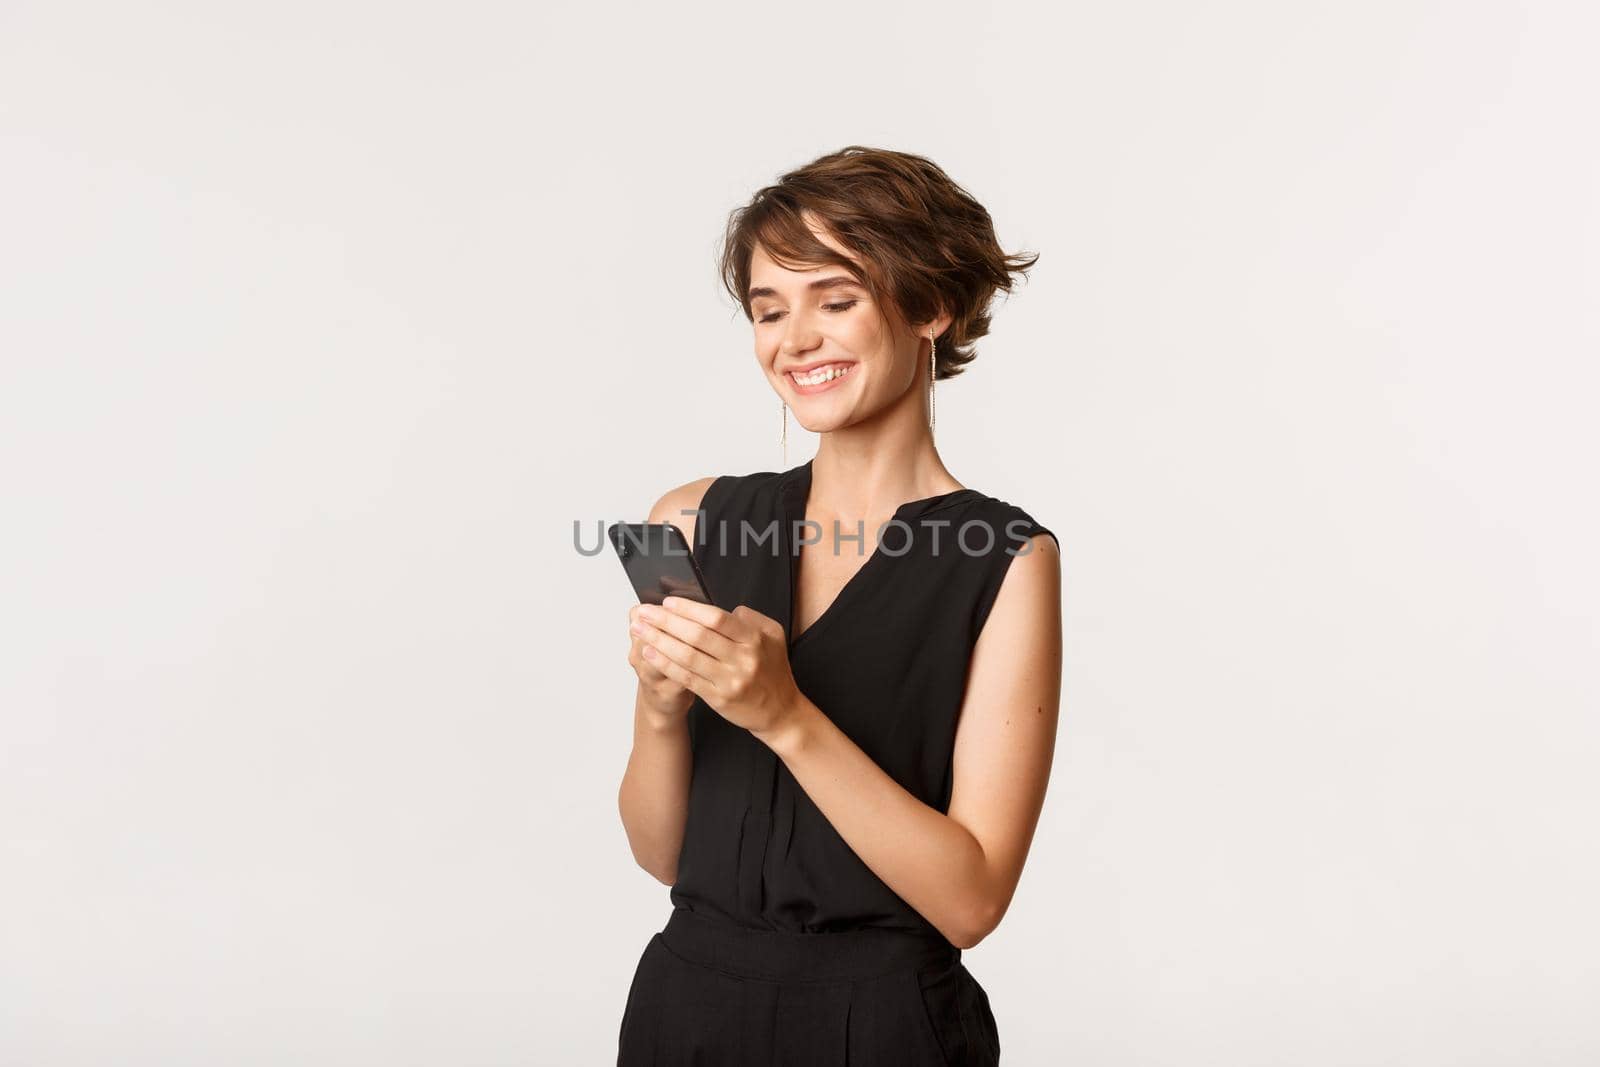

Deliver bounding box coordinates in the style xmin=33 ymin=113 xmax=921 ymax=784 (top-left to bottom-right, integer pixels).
xmin=628 ymin=603 xmax=697 ymax=721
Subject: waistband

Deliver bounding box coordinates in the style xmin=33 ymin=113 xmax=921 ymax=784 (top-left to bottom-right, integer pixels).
xmin=659 ymin=907 xmax=959 ymax=983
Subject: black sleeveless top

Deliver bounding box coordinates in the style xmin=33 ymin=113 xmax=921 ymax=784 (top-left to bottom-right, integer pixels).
xmin=667 ymin=459 xmax=1058 ymax=942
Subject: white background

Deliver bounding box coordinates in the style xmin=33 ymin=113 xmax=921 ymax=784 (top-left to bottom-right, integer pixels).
xmin=3 ymin=2 xmax=1597 ymax=1064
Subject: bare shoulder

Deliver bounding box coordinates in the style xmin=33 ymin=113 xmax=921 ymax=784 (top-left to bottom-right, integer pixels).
xmin=646 ymin=476 xmax=719 ymax=547
xmin=1010 ymin=530 xmax=1061 ymax=574
xmin=974 ymin=528 xmax=1062 ymax=669
xmin=994 ymin=531 xmax=1061 ymax=619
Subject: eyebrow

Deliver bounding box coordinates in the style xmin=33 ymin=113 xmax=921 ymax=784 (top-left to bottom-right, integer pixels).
xmin=747 ymin=275 xmax=865 ymax=302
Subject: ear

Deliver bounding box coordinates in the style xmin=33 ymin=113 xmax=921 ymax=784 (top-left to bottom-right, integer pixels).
xmin=919 ymin=308 xmax=955 ymax=340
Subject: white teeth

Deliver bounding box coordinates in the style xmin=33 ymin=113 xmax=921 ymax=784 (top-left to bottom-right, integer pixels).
xmin=793 ymin=364 xmax=851 ymax=386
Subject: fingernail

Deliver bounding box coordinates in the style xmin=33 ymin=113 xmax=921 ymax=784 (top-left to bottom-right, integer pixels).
xmin=630 ymin=623 xmax=643 ymax=636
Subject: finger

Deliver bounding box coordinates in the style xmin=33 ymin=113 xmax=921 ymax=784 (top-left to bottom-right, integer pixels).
xmin=660 ymin=596 xmax=747 ymax=640
xmin=729 ymin=604 xmax=784 ymax=643
xmin=629 ymin=643 xmax=663 ymax=682
xmin=631 ymin=631 xmax=685 ymax=682
xmin=636 ymin=622 xmax=721 ymax=688
xmin=642 ymin=643 xmax=712 ymax=700
xmin=627 ymin=607 xmax=646 ymax=648
xmin=639 ymin=604 xmax=738 ymax=659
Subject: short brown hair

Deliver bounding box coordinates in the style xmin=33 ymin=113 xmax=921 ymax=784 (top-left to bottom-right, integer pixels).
xmin=718 ymin=145 xmax=1039 ymax=380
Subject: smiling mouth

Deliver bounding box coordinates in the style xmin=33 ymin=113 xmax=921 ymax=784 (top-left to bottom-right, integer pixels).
xmin=788 ymin=363 xmax=855 ymax=391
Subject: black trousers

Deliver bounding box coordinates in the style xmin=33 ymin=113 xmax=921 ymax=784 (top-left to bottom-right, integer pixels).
xmin=617 ymin=908 xmax=1001 ymax=1066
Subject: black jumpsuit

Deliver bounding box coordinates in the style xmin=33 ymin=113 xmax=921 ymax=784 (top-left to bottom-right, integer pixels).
xmin=618 ymin=460 xmax=1056 ymax=1067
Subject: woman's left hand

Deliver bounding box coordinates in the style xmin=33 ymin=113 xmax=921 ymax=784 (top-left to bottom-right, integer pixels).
xmin=628 ymin=596 xmax=803 ymax=736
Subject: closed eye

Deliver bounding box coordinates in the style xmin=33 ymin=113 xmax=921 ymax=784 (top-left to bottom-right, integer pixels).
xmin=758 ymin=300 xmax=858 ymax=325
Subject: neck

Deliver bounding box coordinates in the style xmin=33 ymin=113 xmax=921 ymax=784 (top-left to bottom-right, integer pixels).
xmin=807 ymin=417 xmax=962 ymax=519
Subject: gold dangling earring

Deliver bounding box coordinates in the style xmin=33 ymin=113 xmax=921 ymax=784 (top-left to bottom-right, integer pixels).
xmin=928 ymin=330 xmax=937 ymax=437
xmin=781 ymin=400 xmax=788 ymax=467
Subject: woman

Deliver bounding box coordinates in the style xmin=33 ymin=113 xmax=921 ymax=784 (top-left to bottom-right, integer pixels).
xmin=616 ymin=145 xmax=1062 ymax=1067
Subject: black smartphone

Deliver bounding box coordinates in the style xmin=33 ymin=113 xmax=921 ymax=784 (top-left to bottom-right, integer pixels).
xmin=608 ymin=521 xmax=714 ymax=606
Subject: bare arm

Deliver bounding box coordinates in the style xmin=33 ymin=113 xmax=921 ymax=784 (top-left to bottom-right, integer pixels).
xmin=616 ymin=477 xmax=716 ymax=885
xmin=618 ymin=687 xmax=692 ymax=885
xmin=752 ymin=533 xmax=1063 ymax=948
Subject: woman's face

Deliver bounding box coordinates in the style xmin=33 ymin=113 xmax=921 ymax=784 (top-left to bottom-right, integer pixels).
xmin=747 ymin=229 xmax=924 ymax=435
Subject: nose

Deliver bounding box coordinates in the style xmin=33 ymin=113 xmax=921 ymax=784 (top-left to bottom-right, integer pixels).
xmin=777 ymin=314 xmax=824 ymax=362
